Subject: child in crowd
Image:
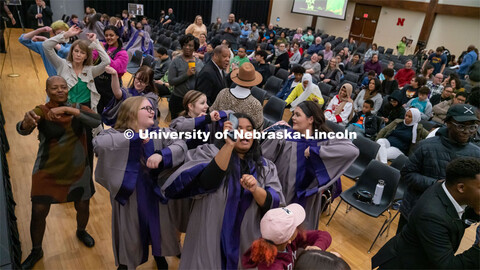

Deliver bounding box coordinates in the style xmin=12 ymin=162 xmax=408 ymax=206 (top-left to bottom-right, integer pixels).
xmin=276 ymin=65 xmax=306 ymax=100
xmin=347 ymin=99 xmax=380 ymax=138
xmin=242 ymin=204 xmax=332 ymax=270
xmin=405 ymin=86 xmax=433 ymax=120
xmin=360 ymin=70 xmax=376 ymax=89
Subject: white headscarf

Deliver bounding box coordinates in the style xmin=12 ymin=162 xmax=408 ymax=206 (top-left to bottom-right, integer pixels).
xmin=404 ymin=108 xmax=421 ymax=143
xmin=290 ymin=73 xmax=322 ymax=111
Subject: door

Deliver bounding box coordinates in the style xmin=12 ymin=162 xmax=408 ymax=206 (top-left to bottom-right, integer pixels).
xmin=349 ymin=4 xmax=381 ymax=46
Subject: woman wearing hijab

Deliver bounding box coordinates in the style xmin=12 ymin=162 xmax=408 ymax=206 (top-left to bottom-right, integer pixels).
xmin=353 ymin=78 xmax=383 ymax=114
xmin=375 ymin=108 xmax=429 ymax=164
xmin=324 ymin=83 xmax=354 ymax=126
xmin=286 ymin=73 xmax=324 ymax=109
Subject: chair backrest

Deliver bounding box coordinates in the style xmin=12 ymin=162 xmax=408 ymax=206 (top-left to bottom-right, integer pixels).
xmin=326 ymin=120 xmax=346 ymax=133
xmin=385 ymin=48 xmax=394 ymax=55
xmin=378 ymin=46 xmax=385 ymax=54
xmin=131 ymin=50 xmax=143 ymax=65
xmin=263 ymin=76 xmax=283 ymax=97
xmin=251 ymin=86 xmax=267 ymax=104
xmin=171 ymin=40 xmax=180 ymax=50
xmin=356 ymin=42 xmax=367 ymax=54
xmin=161 ymin=37 xmax=172 ymax=48
xmin=351 ymin=136 xmax=381 ymax=167
xmin=355 ymin=160 xmax=401 ymax=205
xmin=142 ymin=55 xmax=155 ymax=68
xmin=390 ymin=154 xmax=409 ymax=200
xmin=319 ymin=82 xmax=333 ymax=96
xmin=275 ymin=68 xmax=290 ymax=82
xmin=263 ymin=96 xmax=286 ymax=126
xmin=269 ymin=64 xmax=276 ymax=78
xmin=344 ymin=73 xmax=360 ymax=84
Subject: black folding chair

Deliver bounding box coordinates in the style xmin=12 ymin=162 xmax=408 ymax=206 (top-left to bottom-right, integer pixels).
xmin=263 ymin=96 xmax=286 ymax=128
xmin=343 ymin=136 xmax=381 ymax=180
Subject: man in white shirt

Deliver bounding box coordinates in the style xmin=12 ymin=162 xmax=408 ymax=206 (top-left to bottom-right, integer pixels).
xmin=372 ymin=157 xmax=480 ymax=269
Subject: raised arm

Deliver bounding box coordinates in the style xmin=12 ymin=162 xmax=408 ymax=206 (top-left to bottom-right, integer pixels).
xmin=42 ymin=32 xmax=70 ymax=69
xmin=104 ymin=66 xmax=123 ymax=100
xmin=88 ymin=34 xmax=111 ymax=77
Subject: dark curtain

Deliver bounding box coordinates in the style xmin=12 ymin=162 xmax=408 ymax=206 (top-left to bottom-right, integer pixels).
xmin=4 ymin=0 xmax=51 ymax=29
xmin=84 ymin=0 xmax=213 ymax=25
xmin=231 ymin=0 xmax=270 ymax=26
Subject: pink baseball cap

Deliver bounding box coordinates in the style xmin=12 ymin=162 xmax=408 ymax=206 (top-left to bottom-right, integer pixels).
xmin=260 ymin=203 xmax=306 ymax=245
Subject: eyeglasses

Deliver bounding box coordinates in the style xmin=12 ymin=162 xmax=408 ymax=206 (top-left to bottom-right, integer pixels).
xmin=140 ymin=106 xmax=154 ymax=114
xmin=451 ymin=122 xmax=478 ymax=132
xmin=134 ymin=77 xmax=148 ymax=85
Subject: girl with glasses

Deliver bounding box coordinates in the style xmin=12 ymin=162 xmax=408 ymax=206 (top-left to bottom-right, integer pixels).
xmin=104 ymin=65 xmax=159 ymax=126
xmin=94 ymin=96 xmax=187 ymax=270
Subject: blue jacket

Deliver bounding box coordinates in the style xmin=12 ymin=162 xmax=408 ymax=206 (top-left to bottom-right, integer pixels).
xmin=18 ymin=34 xmax=71 ymax=76
xmin=458 ymin=50 xmax=478 ymax=76
xmin=276 ymin=77 xmax=296 ymax=100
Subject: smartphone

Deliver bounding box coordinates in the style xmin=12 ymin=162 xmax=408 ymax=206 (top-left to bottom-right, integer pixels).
xmin=227 ymin=113 xmax=238 ymax=141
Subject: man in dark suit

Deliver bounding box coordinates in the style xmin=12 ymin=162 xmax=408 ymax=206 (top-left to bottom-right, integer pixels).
xmin=27 ymin=0 xmax=52 ymax=35
xmin=195 ymin=45 xmax=230 ymax=105
xmin=372 ymin=157 xmax=480 ymax=269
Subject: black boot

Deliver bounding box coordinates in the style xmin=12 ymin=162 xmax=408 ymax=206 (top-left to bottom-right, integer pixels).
xmin=76 ymin=229 xmax=95 ymax=247
xmin=21 ymin=247 xmax=44 ymax=270
xmin=154 ymin=256 xmax=168 ymax=270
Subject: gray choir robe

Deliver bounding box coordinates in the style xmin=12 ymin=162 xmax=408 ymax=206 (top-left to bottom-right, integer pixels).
xmin=161 ymin=144 xmax=285 ymax=269
xmin=93 ymin=128 xmax=187 ymax=269
xmin=124 ymin=29 xmax=154 ymax=56
xmin=261 ymin=130 xmax=359 ymax=230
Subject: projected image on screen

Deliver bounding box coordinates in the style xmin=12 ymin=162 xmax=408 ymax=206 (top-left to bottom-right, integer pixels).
xmin=292 ymin=0 xmax=348 ymax=20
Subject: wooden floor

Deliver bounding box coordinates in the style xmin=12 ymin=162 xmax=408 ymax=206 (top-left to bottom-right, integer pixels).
xmin=0 ymin=28 xmax=475 ymax=270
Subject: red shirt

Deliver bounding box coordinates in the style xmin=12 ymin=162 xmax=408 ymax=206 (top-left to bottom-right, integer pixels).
xmin=242 ymin=230 xmax=332 ymax=270
xmin=395 ymin=68 xmax=416 ymax=88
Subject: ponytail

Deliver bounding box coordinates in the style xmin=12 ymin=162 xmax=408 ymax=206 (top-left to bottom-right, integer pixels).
xmin=250 ymin=238 xmax=278 ymax=267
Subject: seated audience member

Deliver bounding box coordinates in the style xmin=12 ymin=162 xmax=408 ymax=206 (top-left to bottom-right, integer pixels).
xmin=376 ymin=108 xmax=428 ymax=164
xmin=422 ymin=46 xmax=447 ymax=75
xmin=18 ymin=76 xmax=101 ymax=270
xmin=242 ymin=204 xmax=332 ymax=270
xmin=360 ymin=70 xmax=376 ymax=89
xmin=346 ymin=37 xmax=356 ymax=52
xmin=458 ymin=45 xmax=478 ymax=79
xmin=221 ymin=39 xmax=235 ymax=60
xmin=229 ymin=46 xmax=250 ymax=72
xmin=396 ymin=104 xmax=480 ymax=233
xmin=124 ymin=20 xmax=154 ymax=56
xmin=345 ymin=53 xmax=363 ymax=74
xmin=319 ymin=58 xmax=342 ymax=88
xmin=420 ymin=63 xmax=434 ymax=81
xmin=380 ymin=68 xmax=398 ymax=96
xmin=68 ymin=14 xmax=84 ymax=28
xmin=153 ymin=47 xmax=172 ymax=96
xmin=254 ymin=50 xmax=271 ymax=87
xmin=398 ymin=76 xmax=427 ymax=105
xmin=363 ymin=54 xmax=382 ymax=76
xmin=276 ymin=65 xmax=306 ymax=100
xmin=293 ymin=27 xmax=303 ymax=41
xmin=302 ymin=53 xmax=322 ymax=81
xmin=290 ymin=42 xmax=301 ymax=66
xmin=185 ymin=15 xmax=207 ymax=39
xmin=274 ymin=43 xmax=290 ymax=71
xmin=378 ymin=90 xmax=406 ymax=125
xmin=405 ymin=86 xmax=433 ymax=121
xmin=432 ymin=91 xmax=468 ymax=124
xmin=196 ymin=45 xmax=230 ymax=106
xmin=275 ymin=31 xmax=288 ymax=46
xmin=335 ymin=55 xmax=345 ymax=73
xmin=430 ymin=84 xmax=453 ymax=106
xmin=325 ymin=83 xmax=354 ymax=126
xmin=394 ymin=60 xmax=415 ymax=88
xmin=354 ymin=78 xmax=382 ymax=114
xmin=378 ymin=61 xmax=395 ymax=81
xmin=372 ymin=157 xmax=480 ymax=269
xmin=364 ymin=43 xmax=379 ymax=61
xmin=104 ymin=65 xmax=159 ymax=126
xmin=301 ymin=29 xmax=314 ymax=47
xmin=295 ymin=250 xmax=351 ymax=270
xmin=306 ymin=37 xmax=324 ymax=56
xmin=286 ymin=74 xmax=324 ymax=108
xmin=211 ymin=62 xmax=264 ymax=129
xmin=196 ymin=33 xmax=208 ymax=59
xmin=162 ymin=8 xmax=176 ymax=27
xmin=346 ymin=99 xmax=380 ymax=138
xmin=203 ymin=43 xmax=214 ymax=64
xmin=426 ymin=72 xmax=444 ymax=96
xmin=19 ymin=22 xmax=71 ymax=77
xmin=322 ymin=42 xmax=333 ymax=61
xmin=248 ymin=24 xmax=259 ymax=42
xmin=445 ymin=74 xmax=465 ymax=93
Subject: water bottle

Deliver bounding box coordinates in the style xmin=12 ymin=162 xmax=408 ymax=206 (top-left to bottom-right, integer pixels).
xmin=372 ymin=180 xmax=385 ymax=205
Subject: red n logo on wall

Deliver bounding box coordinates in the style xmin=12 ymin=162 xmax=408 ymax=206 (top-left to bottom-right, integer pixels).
xmin=397 ymin=18 xmax=405 ymax=26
